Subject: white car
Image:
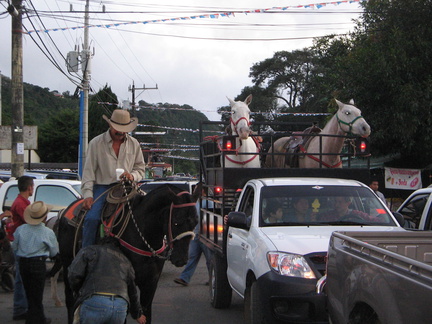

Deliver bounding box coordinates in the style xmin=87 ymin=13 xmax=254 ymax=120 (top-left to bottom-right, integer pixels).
xmin=0 ymin=179 xmax=82 ymax=221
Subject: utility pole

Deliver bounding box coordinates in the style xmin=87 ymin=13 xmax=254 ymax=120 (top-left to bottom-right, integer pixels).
xmin=128 ymin=81 xmax=158 ymax=117
xmin=10 ymin=0 xmax=24 ymax=178
xmin=78 ymin=0 xmax=91 ymax=178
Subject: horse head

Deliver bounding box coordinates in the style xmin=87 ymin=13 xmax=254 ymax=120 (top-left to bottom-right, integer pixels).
xmin=163 ymin=184 xmax=199 ymax=267
xmin=227 ymin=94 xmax=253 ymax=140
xmin=335 ymin=99 xmax=371 ymax=138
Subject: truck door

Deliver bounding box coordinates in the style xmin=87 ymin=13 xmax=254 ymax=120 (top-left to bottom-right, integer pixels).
xmin=398 ymin=192 xmax=432 ymax=229
xmin=227 ymin=185 xmax=255 ymax=295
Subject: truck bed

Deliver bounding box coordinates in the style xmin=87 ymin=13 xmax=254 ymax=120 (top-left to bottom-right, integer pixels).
xmin=327 ymin=231 xmax=432 ymax=324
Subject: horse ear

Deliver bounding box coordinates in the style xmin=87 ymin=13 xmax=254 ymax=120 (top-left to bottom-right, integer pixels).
xmin=244 ymin=94 xmax=253 ymax=106
xmin=227 ymin=97 xmax=236 ymax=107
xmin=192 ymin=182 xmax=202 ymax=203
xmin=349 ymin=99 xmax=355 ymax=105
xmin=335 ymin=99 xmax=344 ymax=110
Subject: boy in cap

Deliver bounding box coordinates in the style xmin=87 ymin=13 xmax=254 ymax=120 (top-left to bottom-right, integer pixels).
xmin=81 ymin=109 xmax=146 ymax=247
xmin=12 ymin=201 xmax=59 ymax=324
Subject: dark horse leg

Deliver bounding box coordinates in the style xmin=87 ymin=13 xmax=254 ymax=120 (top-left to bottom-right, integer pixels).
xmin=57 ymin=216 xmax=77 ymax=324
xmin=133 ymin=257 xmax=166 ymax=324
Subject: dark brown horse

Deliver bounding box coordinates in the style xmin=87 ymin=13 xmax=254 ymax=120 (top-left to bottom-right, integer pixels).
xmin=54 ymin=183 xmax=199 ymax=324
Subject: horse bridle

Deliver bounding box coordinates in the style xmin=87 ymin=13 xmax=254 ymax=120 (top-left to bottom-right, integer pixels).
xmin=110 ymin=181 xmax=195 ymax=259
xmin=230 ymin=116 xmax=250 ymax=136
xmin=336 ymin=111 xmax=365 ymax=135
xmin=226 ymin=116 xmax=260 ymax=165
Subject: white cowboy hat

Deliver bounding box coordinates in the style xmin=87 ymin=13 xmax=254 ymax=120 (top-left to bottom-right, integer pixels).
xmin=103 ymin=109 xmax=138 ymax=133
xmin=24 ymin=201 xmax=53 ymax=225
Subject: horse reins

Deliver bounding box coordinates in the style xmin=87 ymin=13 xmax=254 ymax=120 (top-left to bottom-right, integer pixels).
xmin=108 ymin=181 xmax=195 ymax=259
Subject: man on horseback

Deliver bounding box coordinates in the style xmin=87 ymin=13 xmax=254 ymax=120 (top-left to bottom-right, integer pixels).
xmin=81 ymin=109 xmax=146 ymax=247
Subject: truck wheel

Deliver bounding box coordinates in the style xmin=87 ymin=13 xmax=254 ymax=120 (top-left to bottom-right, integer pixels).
xmin=209 ymin=253 xmax=232 ymax=309
xmin=244 ymin=280 xmax=266 ymax=324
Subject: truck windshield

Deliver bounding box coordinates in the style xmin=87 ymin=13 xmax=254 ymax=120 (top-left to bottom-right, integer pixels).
xmin=260 ymin=185 xmax=396 ymax=226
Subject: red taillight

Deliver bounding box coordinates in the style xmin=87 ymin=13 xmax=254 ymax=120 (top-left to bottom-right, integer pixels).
xmin=215 ymin=187 xmax=222 ymax=194
xmin=226 ymin=140 xmax=232 ymax=150
xmin=360 ymin=141 xmax=367 ymax=152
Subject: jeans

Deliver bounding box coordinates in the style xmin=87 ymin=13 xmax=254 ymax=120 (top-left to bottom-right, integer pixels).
xmin=82 ymin=184 xmax=113 ymax=248
xmin=19 ymin=257 xmax=47 ymax=324
xmin=79 ymin=295 xmax=128 ymax=324
xmin=13 ymin=253 xmax=28 ymax=317
xmin=179 ymin=235 xmax=212 ymax=283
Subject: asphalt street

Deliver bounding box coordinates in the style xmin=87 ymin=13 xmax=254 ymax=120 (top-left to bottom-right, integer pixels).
xmin=0 ymin=258 xmax=244 ymax=324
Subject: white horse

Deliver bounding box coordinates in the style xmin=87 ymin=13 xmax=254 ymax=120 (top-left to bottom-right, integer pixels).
xmin=265 ymin=99 xmax=371 ymax=168
xmin=223 ymin=95 xmax=261 ymax=168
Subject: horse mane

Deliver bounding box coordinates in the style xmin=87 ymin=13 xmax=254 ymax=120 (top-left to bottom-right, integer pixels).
xmin=132 ymin=184 xmax=186 ymax=212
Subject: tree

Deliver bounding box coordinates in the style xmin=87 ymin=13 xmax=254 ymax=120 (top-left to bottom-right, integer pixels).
xmin=88 ymin=85 xmax=118 ymax=140
xmin=345 ymin=0 xmax=432 ymax=167
xmin=38 ymin=109 xmax=80 ymax=162
xmin=249 ymin=49 xmax=315 ymax=110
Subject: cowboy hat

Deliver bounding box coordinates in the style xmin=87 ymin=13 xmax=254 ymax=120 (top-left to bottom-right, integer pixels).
xmin=24 ymin=201 xmax=53 ymax=225
xmin=103 ymin=109 xmax=138 ymax=133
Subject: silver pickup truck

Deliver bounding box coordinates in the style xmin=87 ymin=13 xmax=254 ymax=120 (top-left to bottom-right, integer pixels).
xmin=324 ymin=231 xmax=432 ymax=324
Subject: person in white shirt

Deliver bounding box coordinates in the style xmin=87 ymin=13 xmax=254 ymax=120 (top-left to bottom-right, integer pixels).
xmin=81 ymin=109 xmax=146 ymax=247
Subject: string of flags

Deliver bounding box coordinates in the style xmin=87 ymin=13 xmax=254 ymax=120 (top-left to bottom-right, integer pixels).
xmin=98 ymin=102 xmax=332 ymax=118
xmin=164 ymin=155 xmax=199 ymax=161
xmin=26 ymin=0 xmax=365 ymax=34
xmin=138 ymin=124 xmax=201 ymax=133
xmin=141 ymin=142 xmax=199 ymax=148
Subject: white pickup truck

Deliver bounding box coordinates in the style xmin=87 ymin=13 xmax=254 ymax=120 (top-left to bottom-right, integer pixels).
xmin=0 ymin=179 xmax=82 ymax=221
xmin=202 ymin=177 xmax=405 ymax=323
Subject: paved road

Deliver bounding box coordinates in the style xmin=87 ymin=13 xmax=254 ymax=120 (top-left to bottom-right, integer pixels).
xmin=0 ymin=259 xmax=244 ymax=324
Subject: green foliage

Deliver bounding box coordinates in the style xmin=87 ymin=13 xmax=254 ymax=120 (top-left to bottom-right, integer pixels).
xmin=38 ymin=109 xmax=80 ymax=162
xmin=242 ymin=0 xmax=432 ymax=168
xmin=88 ymin=85 xmax=119 ymax=140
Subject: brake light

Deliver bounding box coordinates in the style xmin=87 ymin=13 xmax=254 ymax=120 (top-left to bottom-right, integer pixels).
xmin=360 ymin=141 xmax=367 ymax=152
xmin=226 ymin=140 xmax=232 ymax=150
xmin=215 ymin=187 xmax=222 ymax=194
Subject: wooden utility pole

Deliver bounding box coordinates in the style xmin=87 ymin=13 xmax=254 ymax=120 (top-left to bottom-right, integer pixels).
xmin=128 ymin=81 xmax=158 ymax=136
xmin=11 ymin=0 xmax=24 ymax=178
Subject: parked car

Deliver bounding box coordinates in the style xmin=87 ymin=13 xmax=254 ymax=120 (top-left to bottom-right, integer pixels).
xmin=0 ymin=179 xmax=82 ymax=221
xmin=0 ymin=170 xmax=78 ymax=182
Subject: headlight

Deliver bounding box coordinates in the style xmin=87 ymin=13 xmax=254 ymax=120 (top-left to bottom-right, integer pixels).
xmin=267 ymin=252 xmax=316 ymax=279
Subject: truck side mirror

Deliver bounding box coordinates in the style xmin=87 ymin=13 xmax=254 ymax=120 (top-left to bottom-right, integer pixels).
xmin=227 ymin=211 xmax=250 ymax=230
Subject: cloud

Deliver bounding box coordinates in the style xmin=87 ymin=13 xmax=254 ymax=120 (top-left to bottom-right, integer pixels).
xmin=0 ymin=0 xmax=362 ymax=121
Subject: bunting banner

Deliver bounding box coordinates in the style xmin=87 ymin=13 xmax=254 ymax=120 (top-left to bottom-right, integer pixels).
xmin=26 ymin=1 xmax=365 ymax=34
xmin=384 ymin=167 xmax=422 ymax=190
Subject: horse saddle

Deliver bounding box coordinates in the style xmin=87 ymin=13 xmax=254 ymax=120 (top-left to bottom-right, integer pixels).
xmin=283 ymin=125 xmax=322 ymax=167
xmin=60 ymin=199 xmax=86 ymax=228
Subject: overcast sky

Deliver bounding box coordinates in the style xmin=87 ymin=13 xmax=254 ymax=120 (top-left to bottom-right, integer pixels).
xmin=0 ymin=0 xmax=363 ymax=120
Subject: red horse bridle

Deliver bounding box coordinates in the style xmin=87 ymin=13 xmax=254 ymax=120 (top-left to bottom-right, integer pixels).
xmin=225 ymin=116 xmax=260 ymax=166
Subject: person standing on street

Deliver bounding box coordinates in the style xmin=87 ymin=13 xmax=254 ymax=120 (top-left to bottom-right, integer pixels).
xmin=81 ymin=109 xmax=146 ymax=247
xmin=68 ymin=236 xmax=146 ymax=324
xmin=369 ymin=179 xmax=387 ymax=206
xmin=174 ymin=196 xmax=213 ymax=286
xmin=9 ymin=176 xmax=34 ymax=321
xmin=12 ymin=201 xmax=59 ymax=324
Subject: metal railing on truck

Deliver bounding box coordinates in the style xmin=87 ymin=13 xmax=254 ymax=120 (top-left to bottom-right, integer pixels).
xmin=198 ymin=120 xmax=372 ymax=254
